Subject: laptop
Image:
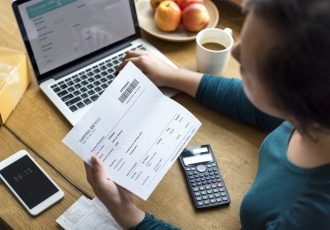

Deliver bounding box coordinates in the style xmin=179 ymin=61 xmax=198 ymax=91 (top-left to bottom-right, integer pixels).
xmin=12 ymin=0 xmax=177 ymax=126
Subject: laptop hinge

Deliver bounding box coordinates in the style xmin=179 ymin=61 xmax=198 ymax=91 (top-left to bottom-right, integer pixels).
xmin=41 ymin=42 xmax=132 ymax=83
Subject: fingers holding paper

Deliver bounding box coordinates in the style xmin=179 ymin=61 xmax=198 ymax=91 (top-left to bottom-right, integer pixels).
xmin=117 ymin=50 xmax=177 ymax=87
xmin=84 ymin=156 xmax=145 ymax=229
xmin=85 ymin=156 xmax=132 ymax=206
xmin=117 ymin=50 xmax=203 ymax=97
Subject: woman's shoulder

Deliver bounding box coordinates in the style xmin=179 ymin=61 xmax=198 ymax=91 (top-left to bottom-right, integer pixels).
xmin=265 ymin=178 xmax=330 ymax=229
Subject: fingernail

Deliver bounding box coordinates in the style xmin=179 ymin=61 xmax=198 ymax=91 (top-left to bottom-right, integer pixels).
xmin=92 ymin=155 xmax=97 ymax=162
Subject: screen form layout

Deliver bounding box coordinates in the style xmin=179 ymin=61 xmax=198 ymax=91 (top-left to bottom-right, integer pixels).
xmin=18 ymin=0 xmax=136 ymax=74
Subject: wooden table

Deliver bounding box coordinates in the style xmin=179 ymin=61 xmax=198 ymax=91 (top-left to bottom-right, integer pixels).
xmin=0 ymin=0 xmax=266 ymax=229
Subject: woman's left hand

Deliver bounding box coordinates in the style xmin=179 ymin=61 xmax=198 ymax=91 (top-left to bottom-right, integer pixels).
xmin=85 ymin=156 xmax=145 ymax=229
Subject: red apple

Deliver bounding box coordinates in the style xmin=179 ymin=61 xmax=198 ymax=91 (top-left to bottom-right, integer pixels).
xmin=150 ymin=0 xmax=170 ymax=11
xmin=182 ymin=3 xmax=209 ymax=32
xmin=175 ymin=0 xmax=204 ymax=10
xmin=154 ymin=1 xmax=181 ymax=32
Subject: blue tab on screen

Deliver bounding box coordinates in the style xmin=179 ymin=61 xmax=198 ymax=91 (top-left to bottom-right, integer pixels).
xmin=27 ymin=0 xmax=77 ymax=19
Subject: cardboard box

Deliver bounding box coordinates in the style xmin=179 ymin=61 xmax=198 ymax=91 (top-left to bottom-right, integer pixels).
xmin=0 ymin=47 xmax=30 ymax=125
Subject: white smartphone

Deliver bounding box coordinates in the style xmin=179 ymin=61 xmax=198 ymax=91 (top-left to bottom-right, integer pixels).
xmin=0 ymin=150 xmax=64 ymax=216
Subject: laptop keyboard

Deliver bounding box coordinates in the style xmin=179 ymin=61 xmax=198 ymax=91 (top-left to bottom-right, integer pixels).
xmin=50 ymin=44 xmax=146 ymax=112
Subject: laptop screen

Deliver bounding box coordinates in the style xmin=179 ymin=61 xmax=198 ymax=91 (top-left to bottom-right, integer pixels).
xmin=15 ymin=0 xmax=137 ymax=76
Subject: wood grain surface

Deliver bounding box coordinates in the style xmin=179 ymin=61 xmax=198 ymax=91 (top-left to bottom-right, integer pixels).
xmin=0 ymin=127 xmax=82 ymax=229
xmin=0 ymin=0 xmax=267 ymax=229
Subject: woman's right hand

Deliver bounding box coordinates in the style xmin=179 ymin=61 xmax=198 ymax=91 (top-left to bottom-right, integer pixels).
xmin=117 ymin=50 xmax=178 ymax=87
xmin=117 ymin=50 xmax=204 ymax=97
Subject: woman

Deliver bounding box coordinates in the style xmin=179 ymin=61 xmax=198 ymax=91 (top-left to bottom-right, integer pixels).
xmin=85 ymin=0 xmax=330 ymax=229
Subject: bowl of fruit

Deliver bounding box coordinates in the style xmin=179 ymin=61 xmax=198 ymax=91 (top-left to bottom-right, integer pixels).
xmin=135 ymin=0 xmax=219 ymax=42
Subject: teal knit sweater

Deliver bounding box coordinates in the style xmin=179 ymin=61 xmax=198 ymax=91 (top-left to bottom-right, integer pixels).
xmin=131 ymin=75 xmax=330 ymax=229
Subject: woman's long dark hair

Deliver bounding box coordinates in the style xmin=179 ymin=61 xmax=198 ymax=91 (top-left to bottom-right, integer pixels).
xmin=250 ymin=0 xmax=330 ymax=132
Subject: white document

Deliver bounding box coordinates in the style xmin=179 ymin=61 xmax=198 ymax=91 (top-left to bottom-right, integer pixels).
xmin=63 ymin=62 xmax=201 ymax=200
xmin=56 ymin=196 xmax=122 ymax=230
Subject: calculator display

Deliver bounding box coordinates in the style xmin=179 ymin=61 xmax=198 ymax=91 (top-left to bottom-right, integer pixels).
xmin=182 ymin=153 xmax=213 ymax=166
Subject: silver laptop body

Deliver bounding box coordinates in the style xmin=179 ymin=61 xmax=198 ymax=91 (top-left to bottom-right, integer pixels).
xmin=13 ymin=0 xmax=177 ymax=125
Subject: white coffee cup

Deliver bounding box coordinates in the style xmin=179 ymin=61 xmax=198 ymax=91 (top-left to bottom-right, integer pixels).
xmin=196 ymin=28 xmax=234 ymax=74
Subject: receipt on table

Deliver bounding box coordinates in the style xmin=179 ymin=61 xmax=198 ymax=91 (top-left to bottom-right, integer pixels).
xmin=56 ymin=196 xmax=122 ymax=230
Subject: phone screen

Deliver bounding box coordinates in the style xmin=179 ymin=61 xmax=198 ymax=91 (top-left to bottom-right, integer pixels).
xmin=0 ymin=155 xmax=59 ymax=209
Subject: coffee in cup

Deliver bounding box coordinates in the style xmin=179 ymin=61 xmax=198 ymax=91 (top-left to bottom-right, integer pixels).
xmin=202 ymin=42 xmax=227 ymax=51
xmin=196 ymin=28 xmax=233 ymax=74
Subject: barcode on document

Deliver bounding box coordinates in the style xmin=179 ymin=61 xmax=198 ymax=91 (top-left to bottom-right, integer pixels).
xmin=118 ymin=79 xmax=139 ymax=103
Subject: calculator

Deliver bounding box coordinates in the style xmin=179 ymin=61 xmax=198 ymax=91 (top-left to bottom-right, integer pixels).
xmin=179 ymin=145 xmax=230 ymax=209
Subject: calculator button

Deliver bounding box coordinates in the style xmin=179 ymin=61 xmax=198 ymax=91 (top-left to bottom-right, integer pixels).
xmin=202 ymin=181 xmax=207 ymax=185
xmin=197 ymin=201 xmax=204 ymax=206
xmin=188 ymin=172 xmax=193 ymax=176
xmin=207 ymin=180 xmax=212 ymax=184
xmin=216 ymin=198 xmax=222 ymax=202
xmin=197 ymin=182 xmax=202 ymax=186
xmin=204 ymin=200 xmax=210 ymax=205
xmin=207 ymin=190 xmax=212 ymax=194
xmin=211 ymin=184 xmax=217 ymax=188
xmin=196 ymin=164 xmax=207 ymax=172
xmin=194 ymin=192 xmax=201 ymax=196
xmin=202 ymin=195 xmax=208 ymax=200
xmin=208 ymin=194 xmax=214 ymax=199
xmin=219 ymin=188 xmax=225 ymax=192
xmin=215 ymin=193 xmax=221 ymax=198
xmin=210 ymin=199 xmax=216 ymax=203
xmin=199 ymin=186 xmax=205 ymax=190
xmin=211 ymin=163 xmax=216 ymax=167
xmin=201 ymin=191 xmax=207 ymax=195
xmin=206 ymin=185 xmax=211 ymax=189
xmin=213 ymin=188 xmax=219 ymax=193
xmin=222 ymin=197 xmax=228 ymax=201
xmin=186 ymin=168 xmax=191 ymax=171
xmin=193 ymin=188 xmax=199 ymax=192
xmin=221 ymin=192 xmax=226 ymax=197
xmin=207 ymin=164 xmax=212 ymax=168
xmin=196 ymin=197 xmax=202 ymax=201
xmin=192 ymin=183 xmax=197 ymax=187
xmin=217 ymin=183 xmax=223 ymax=187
